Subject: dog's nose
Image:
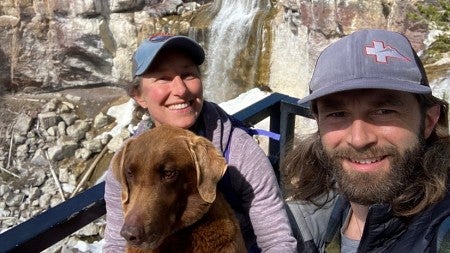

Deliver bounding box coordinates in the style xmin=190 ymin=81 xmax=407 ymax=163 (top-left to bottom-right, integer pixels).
xmin=120 ymin=225 xmax=145 ymax=245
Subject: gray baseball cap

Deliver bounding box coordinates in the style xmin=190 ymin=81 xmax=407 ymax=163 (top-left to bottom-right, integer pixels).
xmin=132 ymin=34 xmax=205 ymax=77
xmin=298 ymin=29 xmax=431 ymax=104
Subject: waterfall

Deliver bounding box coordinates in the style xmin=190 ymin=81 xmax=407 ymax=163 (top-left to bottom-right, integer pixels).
xmin=202 ymin=0 xmax=270 ymax=103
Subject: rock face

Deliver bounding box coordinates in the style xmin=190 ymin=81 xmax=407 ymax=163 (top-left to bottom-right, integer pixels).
xmin=0 ymin=0 xmax=445 ymax=100
xmin=0 ymin=0 xmax=211 ymax=93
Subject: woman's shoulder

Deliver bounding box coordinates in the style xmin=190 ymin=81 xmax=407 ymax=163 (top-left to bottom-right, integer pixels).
xmin=135 ymin=118 xmax=154 ymax=136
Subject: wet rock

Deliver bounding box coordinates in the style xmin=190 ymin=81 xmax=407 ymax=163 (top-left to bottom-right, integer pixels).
xmin=59 ymin=168 xmax=70 ymax=183
xmin=47 ymin=126 xmax=58 ymax=137
xmin=38 ymin=112 xmax=59 ymax=129
xmin=66 ymin=120 xmax=90 ymax=141
xmin=77 ymin=222 xmax=101 ymax=236
xmin=30 ymin=149 xmax=48 ymax=166
xmin=13 ymin=113 xmax=33 ymax=135
xmin=107 ymin=128 xmax=132 ymax=152
xmin=47 ymin=137 xmax=78 ymax=161
xmin=5 ymin=191 xmax=25 ymax=207
xmin=58 ymin=121 xmax=67 ymax=136
xmin=82 ymin=138 xmax=104 ymax=153
xmin=93 ymin=112 xmax=109 ymax=129
xmin=75 ymin=147 xmax=92 ymax=160
xmin=29 ymin=169 xmax=47 ymax=187
xmin=62 ymin=183 xmax=75 ymax=194
xmin=60 ymin=113 xmax=79 ymax=126
xmin=28 ymin=187 xmax=42 ymax=201
xmin=39 ymin=193 xmax=52 ymax=209
xmin=13 ymin=133 xmax=27 ymax=145
xmin=0 ymin=185 xmax=9 ymax=197
xmin=16 ymin=144 xmax=29 ymax=159
xmin=42 ymin=99 xmax=58 ymax=112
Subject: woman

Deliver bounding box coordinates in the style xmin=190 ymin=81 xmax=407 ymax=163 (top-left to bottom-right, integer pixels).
xmin=103 ymin=34 xmax=297 ymax=252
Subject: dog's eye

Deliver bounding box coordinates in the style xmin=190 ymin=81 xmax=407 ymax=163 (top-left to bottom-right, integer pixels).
xmin=162 ymin=169 xmax=178 ymax=180
xmin=126 ymin=168 xmax=134 ymax=180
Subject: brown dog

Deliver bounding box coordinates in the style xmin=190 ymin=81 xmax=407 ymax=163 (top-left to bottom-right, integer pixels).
xmin=111 ymin=125 xmax=246 ymax=253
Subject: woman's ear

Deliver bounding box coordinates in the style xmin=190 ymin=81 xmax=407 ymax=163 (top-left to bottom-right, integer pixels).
xmin=424 ymin=104 xmax=441 ymax=139
xmin=133 ymin=94 xmax=147 ymax=109
xmin=130 ymin=83 xmax=148 ymax=109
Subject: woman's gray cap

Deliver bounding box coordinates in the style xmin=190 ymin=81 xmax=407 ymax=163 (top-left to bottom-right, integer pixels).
xmin=132 ymin=35 xmax=205 ymax=77
xmin=298 ymin=29 xmax=431 ymax=104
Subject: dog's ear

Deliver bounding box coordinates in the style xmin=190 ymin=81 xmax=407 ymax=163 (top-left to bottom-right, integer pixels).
xmin=111 ymin=138 xmax=134 ymax=205
xmin=187 ymin=135 xmax=227 ymax=203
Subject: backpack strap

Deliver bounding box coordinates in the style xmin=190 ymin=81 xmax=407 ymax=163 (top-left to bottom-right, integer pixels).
xmin=217 ymin=126 xmax=245 ymax=214
xmin=218 ymin=115 xmax=280 ymax=214
xmin=217 ymin=116 xmax=263 ymax=252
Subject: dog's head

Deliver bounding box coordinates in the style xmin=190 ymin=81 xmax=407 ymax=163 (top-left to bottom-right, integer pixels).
xmin=111 ymin=125 xmax=227 ymax=249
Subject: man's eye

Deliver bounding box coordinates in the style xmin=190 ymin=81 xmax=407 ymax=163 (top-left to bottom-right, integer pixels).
xmin=374 ymin=109 xmax=395 ymax=115
xmin=327 ymin=111 xmax=346 ymax=117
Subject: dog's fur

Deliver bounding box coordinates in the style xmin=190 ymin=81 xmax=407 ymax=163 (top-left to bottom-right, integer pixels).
xmin=111 ymin=125 xmax=246 ymax=253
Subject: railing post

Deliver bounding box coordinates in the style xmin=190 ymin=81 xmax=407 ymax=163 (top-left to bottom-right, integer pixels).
xmin=278 ymin=97 xmax=312 ymax=170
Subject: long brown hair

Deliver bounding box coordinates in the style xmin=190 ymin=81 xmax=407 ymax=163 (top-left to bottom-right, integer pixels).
xmin=281 ymin=94 xmax=450 ymax=217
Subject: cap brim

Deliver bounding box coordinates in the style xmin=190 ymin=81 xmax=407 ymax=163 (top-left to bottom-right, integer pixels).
xmin=134 ymin=36 xmax=205 ymax=76
xmin=297 ymin=78 xmax=432 ymax=104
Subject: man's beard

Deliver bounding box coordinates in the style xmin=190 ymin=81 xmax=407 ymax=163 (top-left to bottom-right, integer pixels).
xmin=323 ymin=136 xmax=426 ymax=205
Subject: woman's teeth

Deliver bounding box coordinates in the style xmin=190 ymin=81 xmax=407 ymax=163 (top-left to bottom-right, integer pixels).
xmin=168 ymin=103 xmax=189 ymax=110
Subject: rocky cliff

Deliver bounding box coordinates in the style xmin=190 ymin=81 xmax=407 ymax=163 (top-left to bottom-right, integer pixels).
xmin=0 ymin=0 xmax=447 ymax=100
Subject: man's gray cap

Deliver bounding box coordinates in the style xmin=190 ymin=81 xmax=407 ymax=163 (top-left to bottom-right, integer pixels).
xmin=298 ymin=29 xmax=431 ymax=104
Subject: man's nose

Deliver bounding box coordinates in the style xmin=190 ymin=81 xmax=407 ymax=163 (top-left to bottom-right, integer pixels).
xmin=345 ymin=119 xmax=377 ymax=150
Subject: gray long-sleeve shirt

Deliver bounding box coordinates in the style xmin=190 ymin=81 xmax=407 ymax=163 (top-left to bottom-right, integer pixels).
xmin=103 ymin=101 xmax=297 ymax=252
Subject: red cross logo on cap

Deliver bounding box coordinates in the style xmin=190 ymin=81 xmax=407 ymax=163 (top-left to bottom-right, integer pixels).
xmin=365 ymin=41 xmax=410 ymax=63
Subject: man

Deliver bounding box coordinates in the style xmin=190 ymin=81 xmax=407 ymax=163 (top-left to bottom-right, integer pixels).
xmin=282 ymin=29 xmax=450 ymax=252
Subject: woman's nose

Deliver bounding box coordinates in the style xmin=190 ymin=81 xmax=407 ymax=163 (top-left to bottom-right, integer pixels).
xmin=345 ymin=119 xmax=377 ymax=150
xmin=171 ymin=75 xmax=188 ymax=95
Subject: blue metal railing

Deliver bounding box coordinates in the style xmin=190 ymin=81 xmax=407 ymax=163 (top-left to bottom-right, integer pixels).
xmin=0 ymin=92 xmax=311 ymax=252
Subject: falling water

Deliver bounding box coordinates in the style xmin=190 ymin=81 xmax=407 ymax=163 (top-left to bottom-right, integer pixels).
xmin=202 ymin=0 xmax=271 ymax=103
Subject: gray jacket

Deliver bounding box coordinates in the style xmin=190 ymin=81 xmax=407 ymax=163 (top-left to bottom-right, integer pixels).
xmin=287 ymin=191 xmax=450 ymax=253
xmin=103 ymin=101 xmax=297 ymax=252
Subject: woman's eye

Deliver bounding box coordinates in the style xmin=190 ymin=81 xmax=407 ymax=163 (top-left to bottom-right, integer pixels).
xmin=156 ymin=76 xmax=172 ymax=82
xmin=181 ymin=73 xmax=198 ymax=80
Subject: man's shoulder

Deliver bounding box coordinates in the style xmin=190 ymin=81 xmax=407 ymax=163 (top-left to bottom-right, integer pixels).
xmin=286 ymin=193 xmax=340 ymax=248
xmin=435 ymin=191 xmax=450 ymax=252
xmin=437 ymin=216 xmax=450 ymax=252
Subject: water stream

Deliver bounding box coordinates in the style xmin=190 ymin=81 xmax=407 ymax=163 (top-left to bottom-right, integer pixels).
xmin=201 ymin=0 xmax=271 ymax=103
